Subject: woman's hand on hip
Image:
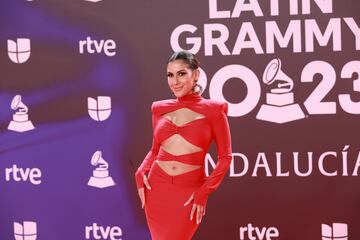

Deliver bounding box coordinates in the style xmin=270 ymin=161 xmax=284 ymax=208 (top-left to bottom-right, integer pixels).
xmin=137 ymin=175 xmax=152 ymax=209
xmin=184 ymin=192 xmax=206 ymax=224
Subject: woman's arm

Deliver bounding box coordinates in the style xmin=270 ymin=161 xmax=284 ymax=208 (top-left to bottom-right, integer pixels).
xmin=193 ymin=102 xmax=232 ymax=206
xmin=134 ymin=102 xmax=160 ymax=189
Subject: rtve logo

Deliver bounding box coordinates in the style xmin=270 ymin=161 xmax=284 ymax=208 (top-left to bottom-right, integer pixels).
xmin=85 ymin=223 xmax=122 ymax=240
xmin=239 ymin=223 xmax=279 ymax=240
xmin=5 ymin=164 xmax=42 ymax=185
xmin=7 ymin=38 xmax=31 ymax=63
xmin=322 ymin=223 xmax=348 ymax=240
xmin=14 ymin=221 xmax=37 ymax=240
xmin=79 ymin=37 xmax=116 ymax=57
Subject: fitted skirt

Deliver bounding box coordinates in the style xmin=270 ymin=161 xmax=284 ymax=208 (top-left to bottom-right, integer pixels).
xmin=144 ymin=161 xmax=207 ymax=240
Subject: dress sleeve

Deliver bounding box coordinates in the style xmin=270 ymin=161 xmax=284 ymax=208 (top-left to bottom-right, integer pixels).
xmin=134 ymin=102 xmax=161 ymax=189
xmin=193 ymin=102 xmax=232 ymax=206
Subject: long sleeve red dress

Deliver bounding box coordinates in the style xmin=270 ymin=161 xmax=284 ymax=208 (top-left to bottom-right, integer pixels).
xmin=135 ymin=92 xmax=232 ymax=240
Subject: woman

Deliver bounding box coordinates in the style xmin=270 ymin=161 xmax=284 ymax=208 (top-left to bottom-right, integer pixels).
xmin=135 ymin=51 xmax=232 ymax=240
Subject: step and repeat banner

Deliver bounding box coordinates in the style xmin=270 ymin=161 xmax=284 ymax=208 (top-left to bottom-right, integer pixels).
xmin=1 ymin=0 xmax=360 ymax=239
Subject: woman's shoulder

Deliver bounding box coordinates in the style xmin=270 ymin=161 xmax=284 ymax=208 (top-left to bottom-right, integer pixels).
xmin=150 ymin=99 xmax=176 ymax=114
xmin=202 ymin=98 xmax=226 ymax=107
xmin=201 ymin=99 xmax=228 ymax=115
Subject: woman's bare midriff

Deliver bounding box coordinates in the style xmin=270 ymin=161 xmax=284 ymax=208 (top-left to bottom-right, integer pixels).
xmin=155 ymin=160 xmax=201 ymax=176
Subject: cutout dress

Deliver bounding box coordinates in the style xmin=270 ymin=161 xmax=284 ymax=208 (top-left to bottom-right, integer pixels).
xmin=135 ymin=92 xmax=232 ymax=240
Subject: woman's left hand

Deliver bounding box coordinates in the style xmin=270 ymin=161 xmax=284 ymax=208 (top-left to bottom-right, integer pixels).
xmin=184 ymin=192 xmax=206 ymax=224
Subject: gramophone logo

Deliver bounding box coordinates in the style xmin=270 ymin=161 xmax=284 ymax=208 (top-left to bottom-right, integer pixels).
xmin=14 ymin=221 xmax=37 ymax=240
xmin=7 ymin=38 xmax=31 ymax=63
xmin=87 ymin=151 xmax=115 ymax=188
xmin=256 ymin=58 xmax=305 ymax=124
xmin=322 ymin=223 xmax=348 ymax=240
xmin=8 ymin=95 xmax=35 ymax=132
xmin=88 ymin=96 xmax=111 ymax=121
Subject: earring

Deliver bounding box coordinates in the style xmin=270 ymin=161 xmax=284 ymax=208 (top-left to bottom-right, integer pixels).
xmin=192 ymin=81 xmax=203 ymax=94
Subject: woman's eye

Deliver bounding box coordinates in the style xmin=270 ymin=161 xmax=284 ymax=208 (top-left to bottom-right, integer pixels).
xmin=167 ymin=73 xmax=173 ymax=78
xmin=178 ymin=72 xmax=185 ymax=76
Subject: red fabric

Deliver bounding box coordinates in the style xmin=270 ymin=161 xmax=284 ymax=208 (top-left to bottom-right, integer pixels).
xmin=145 ymin=162 xmax=206 ymax=240
xmin=135 ymin=92 xmax=233 ymax=206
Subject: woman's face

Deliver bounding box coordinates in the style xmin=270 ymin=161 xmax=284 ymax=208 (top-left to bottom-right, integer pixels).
xmin=167 ymin=60 xmax=199 ymax=98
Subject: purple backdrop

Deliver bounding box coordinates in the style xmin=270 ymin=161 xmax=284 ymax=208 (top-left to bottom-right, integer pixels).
xmin=1 ymin=0 xmax=360 ymax=239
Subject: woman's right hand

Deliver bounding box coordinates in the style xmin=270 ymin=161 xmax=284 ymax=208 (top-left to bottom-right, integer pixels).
xmin=138 ymin=174 xmax=152 ymax=209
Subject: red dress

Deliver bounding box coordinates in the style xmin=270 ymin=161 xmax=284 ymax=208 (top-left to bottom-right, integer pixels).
xmin=135 ymin=92 xmax=232 ymax=240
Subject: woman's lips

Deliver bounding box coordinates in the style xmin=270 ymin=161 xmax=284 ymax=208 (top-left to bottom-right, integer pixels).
xmin=173 ymin=86 xmax=183 ymax=91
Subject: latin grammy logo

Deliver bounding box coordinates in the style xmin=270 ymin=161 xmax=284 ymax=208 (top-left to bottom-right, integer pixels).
xmin=263 ymin=58 xmax=294 ymax=94
xmin=256 ymin=58 xmax=305 ymax=124
xmin=8 ymin=95 xmax=35 ymax=132
xmin=87 ymin=151 xmax=115 ymax=188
